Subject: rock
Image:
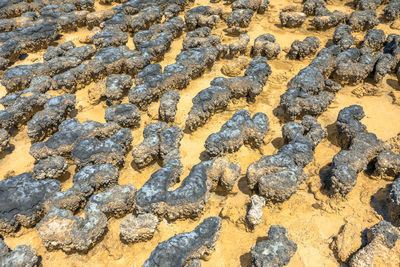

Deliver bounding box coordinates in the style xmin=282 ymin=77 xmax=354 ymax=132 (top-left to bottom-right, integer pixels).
xmin=247 ymin=116 xmax=326 ymax=202
xmin=246 ymin=195 xmax=266 ymax=228
xmin=120 ymin=213 xmax=159 ymax=243
xmin=104 ymin=104 xmax=141 ymax=128
xmin=0 ymin=237 xmax=39 ymax=267
xmin=221 ymin=58 xmax=249 ymax=77
xmin=0 ymin=173 xmax=61 ymax=233
xmin=204 ymin=110 xmax=269 ymax=157
xmin=143 ymin=217 xmax=222 ymax=267
xmin=135 ymin=157 xmax=240 ymax=220
xmin=159 ymin=90 xmax=180 ymax=123
xmin=349 ymin=221 xmax=400 ymax=266
xmin=279 ymin=11 xmax=306 ymax=28
xmin=33 ymin=156 xmax=68 ymax=180
xmin=331 ymin=222 xmax=362 ymax=262
xmin=251 ymin=225 xmax=297 ymax=267
xmin=328 ymin=105 xmax=389 ymax=195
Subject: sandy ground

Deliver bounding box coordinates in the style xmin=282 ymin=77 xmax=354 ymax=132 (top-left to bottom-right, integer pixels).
xmin=1 ymin=0 xmax=400 ymax=266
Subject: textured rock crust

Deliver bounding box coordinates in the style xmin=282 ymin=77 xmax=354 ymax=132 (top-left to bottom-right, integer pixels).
xmin=287 ymin=36 xmax=320 ymax=60
xmin=204 ymin=109 xmax=270 ymax=157
xmin=328 ymin=105 xmax=389 ymax=196
xmin=349 ymin=221 xmax=400 ymax=266
xmin=143 ymin=217 xmax=222 ymax=267
xmin=251 ymin=34 xmax=281 ymax=59
xmin=120 ymin=213 xmax=159 ymax=243
xmin=159 ymin=90 xmax=180 ymax=123
xmin=251 ymin=225 xmax=297 ymax=267
xmin=246 ymin=195 xmax=266 ymax=228
xmin=0 ymin=237 xmax=39 ymax=267
xmin=247 ymin=116 xmax=326 ymax=202
xmin=186 ymin=57 xmax=271 ymax=131
xmin=131 ymin=122 xmax=183 ymax=168
xmin=0 ymin=173 xmax=61 ymax=233
xmin=33 ymin=155 xmax=69 ymax=180
xmin=135 ymin=157 xmax=241 ymax=220
xmin=30 ymin=119 xmax=121 ymax=160
xmin=37 ymin=184 xmax=136 ymax=252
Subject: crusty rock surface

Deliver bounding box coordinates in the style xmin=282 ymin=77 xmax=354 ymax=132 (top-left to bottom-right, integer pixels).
xmin=280 ymin=11 xmax=306 ymax=28
xmin=33 ymin=155 xmax=68 ymax=180
xmin=104 ymin=103 xmax=141 ymax=128
xmin=0 ymin=128 xmax=10 ymax=153
xmin=0 ymin=173 xmax=61 ymax=233
xmin=204 ymin=110 xmax=269 ymax=157
xmin=131 ymin=122 xmax=183 ymax=168
xmin=105 ymin=74 xmax=132 ymax=105
xmin=388 ymin=178 xmax=400 ymax=225
xmin=143 ymin=217 xmax=222 ymax=267
xmin=288 ymin=36 xmax=320 ymax=60
xmin=135 ymin=157 xmax=240 ymax=220
xmin=328 ymin=105 xmax=389 ymax=195
xmin=37 ymin=184 xmax=136 ymax=252
xmin=159 ymin=90 xmax=180 ymax=123
xmin=71 ymin=128 xmax=132 ymax=168
xmin=186 ymin=57 xmax=271 ymax=131
xmin=349 ymin=221 xmax=400 ymax=266
xmin=120 ymin=213 xmax=159 ymax=243
xmin=27 ymin=94 xmax=76 ymax=142
xmin=246 ymin=195 xmax=266 ymax=228
xmin=251 ymin=225 xmax=297 ymax=267
xmin=48 ymin=164 xmax=119 ymax=212
xmin=30 ymin=119 xmax=121 ymax=160
xmin=0 ymin=237 xmax=39 ymax=267
xmin=247 ymin=116 xmax=326 ymax=202
xmin=251 ymin=34 xmax=280 ymax=59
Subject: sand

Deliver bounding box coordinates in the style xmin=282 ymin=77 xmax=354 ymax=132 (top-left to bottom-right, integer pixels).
xmin=1 ymin=0 xmax=400 ymax=266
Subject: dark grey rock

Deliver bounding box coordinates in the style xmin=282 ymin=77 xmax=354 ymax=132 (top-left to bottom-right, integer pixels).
xmin=311 ymin=8 xmax=347 ymax=30
xmin=184 ymin=6 xmax=222 ymax=30
xmin=33 ymin=156 xmax=68 ymax=180
xmin=251 ymin=225 xmax=297 ymax=267
xmin=0 ymin=89 xmax=50 ymax=130
xmin=279 ymin=11 xmax=306 ymax=28
xmin=349 ymin=221 xmax=400 ymax=266
xmin=37 ymin=183 xmax=136 ymax=252
xmin=0 ymin=173 xmax=61 ymax=233
xmin=71 ymin=128 xmax=132 ymax=168
xmin=135 ymin=157 xmax=240 ymax=219
xmin=132 ymin=122 xmax=183 ymax=168
xmin=333 ymin=24 xmax=355 ymax=51
xmin=384 ymin=0 xmax=400 ymax=21
xmin=48 ymin=164 xmax=119 ymax=212
xmin=143 ymin=217 xmax=222 ymax=267
xmin=363 ymin=29 xmax=386 ymax=51
xmin=303 ymin=0 xmax=326 ymax=16
xmin=27 ymin=94 xmax=76 ymax=142
xmin=226 ymin=9 xmax=255 ymax=34
xmin=348 ymin=10 xmax=379 ymax=31
xmin=0 ymin=237 xmax=39 ymax=267
xmin=159 ymin=90 xmax=180 ymax=123
xmin=247 ymin=116 xmax=325 ymax=202
xmin=205 ymin=110 xmax=269 ymax=156
xmin=105 ymin=74 xmax=132 ymax=105
xmin=30 ymin=119 xmax=121 ymax=160
xmin=251 ymin=34 xmax=281 ymax=59
xmin=105 ymin=103 xmax=141 ymax=128
xmin=328 ymin=105 xmax=389 ymax=195
xmin=287 ymin=36 xmax=320 ymax=60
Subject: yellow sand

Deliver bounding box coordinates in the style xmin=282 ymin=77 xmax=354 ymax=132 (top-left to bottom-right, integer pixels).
xmin=1 ymin=0 xmax=400 ymax=266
